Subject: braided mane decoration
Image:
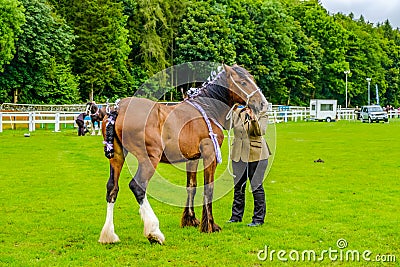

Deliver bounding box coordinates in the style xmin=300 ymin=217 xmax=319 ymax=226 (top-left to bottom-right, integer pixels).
xmin=187 ymin=66 xmax=224 ymax=99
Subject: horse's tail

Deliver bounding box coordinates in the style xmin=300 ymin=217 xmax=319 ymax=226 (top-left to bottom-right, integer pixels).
xmin=103 ymin=110 xmax=118 ymax=159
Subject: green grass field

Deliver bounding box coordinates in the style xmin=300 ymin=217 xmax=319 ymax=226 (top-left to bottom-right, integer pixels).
xmin=0 ymin=120 xmax=399 ymax=266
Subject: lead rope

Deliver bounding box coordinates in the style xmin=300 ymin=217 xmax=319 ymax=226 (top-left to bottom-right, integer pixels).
xmin=225 ymin=105 xmax=237 ymax=178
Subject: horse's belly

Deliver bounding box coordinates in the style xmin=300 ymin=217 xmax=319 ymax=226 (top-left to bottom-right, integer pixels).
xmin=160 ymin=143 xmax=201 ymax=163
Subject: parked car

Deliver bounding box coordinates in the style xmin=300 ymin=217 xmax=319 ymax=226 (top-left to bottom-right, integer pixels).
xmin=360 ymin=105 xmax=388 ymax=123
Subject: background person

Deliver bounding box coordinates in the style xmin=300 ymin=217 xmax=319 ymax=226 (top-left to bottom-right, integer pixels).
xmin=75 ymin=112 xmax=87 ymax=136
xmin=228 ymin=105 xmax=271 ymax=226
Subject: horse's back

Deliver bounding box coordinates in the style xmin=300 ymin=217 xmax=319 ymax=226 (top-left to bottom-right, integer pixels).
xmin=114 ymin=98 xmax=167 ymax=155
xmin=115 ymin=97 xmax=222 ymax=163
xmin=117 ymin=97 xmax=169 ymax=128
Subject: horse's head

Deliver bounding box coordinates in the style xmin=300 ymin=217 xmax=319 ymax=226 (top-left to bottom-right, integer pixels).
xmin=224 ymin=64 xmax=268 ymax=115
xmin=85 ymin=102 xmax=91 ymax=115
xmin=85 ymin=101 xmax=98 ymax=116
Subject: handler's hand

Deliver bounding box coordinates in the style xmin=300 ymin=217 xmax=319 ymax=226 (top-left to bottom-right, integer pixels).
xmin=246 ymin=107 xmax=256 ymax=120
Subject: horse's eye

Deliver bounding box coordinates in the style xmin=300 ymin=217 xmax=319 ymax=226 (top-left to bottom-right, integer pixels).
xmin=241 ymin=81 xmax=247 ymax=86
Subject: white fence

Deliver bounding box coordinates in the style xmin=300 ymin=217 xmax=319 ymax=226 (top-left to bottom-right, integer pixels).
xmin=1 ymin=106 xmax=399 ymax=132
xmin=0 ymin=103 xmax=87 ymax=112
xmin=0 ymin=112 xmax=79 ymax=132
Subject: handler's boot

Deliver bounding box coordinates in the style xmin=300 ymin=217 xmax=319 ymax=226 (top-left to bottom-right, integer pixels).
xmin=250 ymin=188 xmax=266 ymax=226
xmin=229 ymin=190 xmax=245 ymax=222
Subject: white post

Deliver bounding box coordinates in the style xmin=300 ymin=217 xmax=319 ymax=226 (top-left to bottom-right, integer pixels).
xmin=0 ymin=112 xmax=2 ymax=133
xmin=366 ymin=78 xmax=371 ymax=105
xmin=55 ymin=113 xmax=60 ymax=132
xmin=344 ymin=70 xmax=350 ymax=109
xmin=29 ymin=112 xmax=34 ymax=132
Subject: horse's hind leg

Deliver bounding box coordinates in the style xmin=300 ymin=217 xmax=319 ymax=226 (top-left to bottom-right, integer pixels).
xmin=129 ymin=157 xmax=165 ymax=244
xmin=181 ymin=160 xmax=200 ymax=227
xmin=99 ymin=140 xmax=125 ymax=244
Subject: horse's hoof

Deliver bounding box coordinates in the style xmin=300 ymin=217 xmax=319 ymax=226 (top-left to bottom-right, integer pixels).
xmin=98 ymin=232 xmax=120 ymax=244
xmin=200 ymin=222 xmax=221 ymax=233
xmin=147 ymin=234 xmax=164 ymax=245
xmin=181 ymin=217 xmax=200 ymax=228
xmin=212 ymin=223 xmax=222 ymax=232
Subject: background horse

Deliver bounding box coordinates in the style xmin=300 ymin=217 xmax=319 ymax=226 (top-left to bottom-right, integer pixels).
xmin=85 ymin=102 xmax=106 ymax=135
xmin=98 ymin=64 xmax=268 ymax=244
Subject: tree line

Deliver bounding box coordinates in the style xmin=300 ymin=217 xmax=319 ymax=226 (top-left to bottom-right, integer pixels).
xmin=1 ymin=0 xmax=399 ymax=107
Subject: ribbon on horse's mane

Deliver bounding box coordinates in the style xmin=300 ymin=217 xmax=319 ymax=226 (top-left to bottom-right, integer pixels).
xmin=187 ymin=66 xmax=224 ymax=99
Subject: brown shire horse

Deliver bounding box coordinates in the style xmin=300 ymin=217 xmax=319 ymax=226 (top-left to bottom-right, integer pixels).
xmin=85 ymin=102 xmax=106 ymax=135
xmin=98 ymin=64 xmax=268 ymax=244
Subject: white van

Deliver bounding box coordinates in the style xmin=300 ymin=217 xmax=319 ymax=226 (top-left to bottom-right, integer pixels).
xmin=309 ymin=99 xmax=337 ymax=122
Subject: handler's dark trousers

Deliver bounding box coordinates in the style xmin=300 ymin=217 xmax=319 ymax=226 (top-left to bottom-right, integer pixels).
xmin=76 ymin=119 xmax=85 ymax=136
xmin=230 ymin=159 xmax=268 ymax=224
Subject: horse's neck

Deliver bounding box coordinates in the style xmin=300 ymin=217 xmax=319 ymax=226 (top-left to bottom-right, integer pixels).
xmin=190 ymin=97 xmax=231 ymax=129
xmin=92 ymin=106 xmax=98 ymax=114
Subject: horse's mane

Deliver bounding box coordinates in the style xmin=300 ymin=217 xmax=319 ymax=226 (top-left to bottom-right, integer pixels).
xmin=186 ymin=65 xmax=251 ymax=126
xmin=196 ymin=73 xmax=230 ymax=104
xmin=189 ymin=65 xmax=251 ymax=105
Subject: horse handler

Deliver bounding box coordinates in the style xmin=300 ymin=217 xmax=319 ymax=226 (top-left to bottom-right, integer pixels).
xmin=227 ymin=105 xmax=271 ymax=226
xmin=75 ymin=112 xmax=87 ymax=136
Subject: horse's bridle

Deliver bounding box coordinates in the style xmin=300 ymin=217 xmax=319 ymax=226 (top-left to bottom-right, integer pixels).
xmin=229 ymin=75 xmax=261 ymax=106
xmin=86 ymin=102 xmax=99 ymax=116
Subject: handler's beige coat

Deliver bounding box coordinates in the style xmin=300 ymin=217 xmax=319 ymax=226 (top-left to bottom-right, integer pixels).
xmin=229 ymin=107 xmax=270 ymax=162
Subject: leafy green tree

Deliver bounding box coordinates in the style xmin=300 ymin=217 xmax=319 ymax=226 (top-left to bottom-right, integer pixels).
xmin=66 ymin=0 xmax=132 ymax=101
xmin=0 ymin=0 xmax=78 ymax=104
xmin=247 ymin=0 xmax=300 ymax=104
xmin=0 ymin=0 xmax=25 ymax=72
xmin=174 ymin=0 xmax=236 ymax=64
xmin=282 ymin=0 xmax=323 ymax=105
xmin=335 ymin=13 xmax=389 ymax=107
xmin=293 ymin=1 xmax=349 ymax=103
xmin=122 ymin=0 xmax=187 ymax=100
xmin=124 ymin=0 xmax=178 ymax=75
xmin=2 ymin=0 xmax=400 ymax=106
xmin=378 ymin=20 xmax=400 ymax=107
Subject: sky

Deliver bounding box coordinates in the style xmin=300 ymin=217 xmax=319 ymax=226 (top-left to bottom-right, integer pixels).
xmin=319 ymin=0 xmax=400 ymax=29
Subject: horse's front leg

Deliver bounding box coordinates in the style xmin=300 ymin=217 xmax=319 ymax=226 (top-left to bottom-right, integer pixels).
xmin=129 ymin=155 xmax=165 ymax=244
xmin=90 ymin=120 xmax=96 ymax=135
xmin=99 ymin=139 xmax=125 ymax=243
xmin=181 ymin=159 xmax=200 ymax=228
xmin=200 ymin=141 xmax=221 ymax=233
xmin=97 ymin=120 xmax=102 ymax=135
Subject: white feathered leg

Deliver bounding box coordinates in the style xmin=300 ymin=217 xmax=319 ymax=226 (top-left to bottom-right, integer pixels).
xmin=140 ymin=196 xmax=165 ymax=244
xmin=99 ymin=202 xmax=120 ymax=243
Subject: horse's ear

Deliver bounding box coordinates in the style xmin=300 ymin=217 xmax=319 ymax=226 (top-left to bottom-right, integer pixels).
xmin=223 ymin=64 xmax=232 ymax=76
